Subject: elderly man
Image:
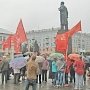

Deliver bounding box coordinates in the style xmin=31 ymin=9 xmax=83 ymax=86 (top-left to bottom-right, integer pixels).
xmin=1 ymin=56 xmax=9 ymax=84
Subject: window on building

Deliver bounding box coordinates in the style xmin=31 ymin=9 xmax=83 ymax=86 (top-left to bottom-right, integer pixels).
xmin=51 ymin=43 xmax=52 ymax=46
xmin=78 ymin=44 xmax=80 ymax=48
xmin=51 ymin=42 xmax=55 ymax=47
xmin=46 ymin=43 xmax=49 ymax=46
xmin=53 ymin=42 xmax=55 ymax=46
xmin=45 ymin=37 xmax=49 ymax=39
xmin=32 ymin=38 xmax=35 ymax=40
xmin=30 ymin=40 xmax=31 ymax=43
xmin=43 ymin=43 xmax=45 ymax=47
xmin=45 ymin=37 xmax=49 ymax=42
xmin=39 ymin=43 xmax=41 ymax=46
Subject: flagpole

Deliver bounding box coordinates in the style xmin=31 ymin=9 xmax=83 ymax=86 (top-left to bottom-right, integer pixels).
xmin=65 ymin=43 xmax=68 ymax=61
xmin=80 ymin=22 xmax=83 ymax=59
xmin=10 ymin=41 xmax=14 ymax=60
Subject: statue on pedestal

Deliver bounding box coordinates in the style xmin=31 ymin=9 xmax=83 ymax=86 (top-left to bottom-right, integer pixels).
xmin=58 ymin=1 xmax=68 ymax=31
xmin=58 ymin=1 xmax=72 ymax=54
xmin=33 ymin=40 xmax=39 ymax=53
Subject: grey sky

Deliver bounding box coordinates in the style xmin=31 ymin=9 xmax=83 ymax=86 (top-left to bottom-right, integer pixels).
xmin=0 ymin=0 xmax=90 ymax=33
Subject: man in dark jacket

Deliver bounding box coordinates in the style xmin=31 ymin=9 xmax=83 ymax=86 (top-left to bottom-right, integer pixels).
xmin=1 ymin=56 xmax=9 ymax=84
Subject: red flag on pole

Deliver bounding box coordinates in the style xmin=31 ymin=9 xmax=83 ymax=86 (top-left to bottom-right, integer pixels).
xmin=2 ymin=41 xmax=9 ymax=50
xmin=2 ymin=35 xmax=12 ymax=50
xmin=12 ymin=19 xmax=27 ymax=53
xmin=14 ymin=40 xmax=21 ymax=53
xmin=15 ymin=19 xmax=27 ymax=43
xmin=68 ymin=21 xmax=81 ymax=37
xmin=55 ymin=21 xmax=82 ymax=53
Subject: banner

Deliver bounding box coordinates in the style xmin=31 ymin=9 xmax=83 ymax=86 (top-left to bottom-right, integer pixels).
xmin=68 ymin=21 xmax=81 ymax=37
xmin=11 ymin=35 xmax=21 ymax=53
xmin=55 ymin=21 xmax=81 ymax=53
xmin=2 ymin=35 xmax=12 ymax=50
xmin=55 ymin=33 xmax=68 ymax=52
xmin=15 ymin=19 xmax=27 ymax=43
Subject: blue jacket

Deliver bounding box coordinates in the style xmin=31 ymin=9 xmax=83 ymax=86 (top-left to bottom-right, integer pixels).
xmin=52 ymin=61 xmax=57 ymax=72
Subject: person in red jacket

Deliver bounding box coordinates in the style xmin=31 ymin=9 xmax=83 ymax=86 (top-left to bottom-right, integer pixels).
xmin=74 ymin=56 xmax=85 ymax=90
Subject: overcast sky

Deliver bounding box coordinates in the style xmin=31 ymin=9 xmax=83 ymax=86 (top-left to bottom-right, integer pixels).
xmin=0 ymin=0 xmax=90 ymax=33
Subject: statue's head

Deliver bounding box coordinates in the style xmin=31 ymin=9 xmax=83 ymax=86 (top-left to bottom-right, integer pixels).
xmin=61 ymin=1 xmax=64 ymax=5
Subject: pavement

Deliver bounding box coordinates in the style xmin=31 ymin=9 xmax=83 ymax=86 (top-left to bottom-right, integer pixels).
xmin=0 ymin=74 xmax=90 ymax=90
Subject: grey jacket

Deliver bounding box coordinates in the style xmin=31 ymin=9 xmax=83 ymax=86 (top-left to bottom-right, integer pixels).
xmin=1 ymin=60 xmax=9 ymax=71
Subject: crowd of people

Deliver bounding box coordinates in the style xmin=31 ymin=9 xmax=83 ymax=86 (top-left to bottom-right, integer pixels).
xmin=0 ymin=53 xmax=90 ymax=90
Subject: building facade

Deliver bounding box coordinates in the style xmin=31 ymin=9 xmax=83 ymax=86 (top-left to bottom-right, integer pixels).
xmin=72 ymin=33 xmax=90 ymax=53
xmin=27 ymin=28 xmax=90 ymax=54
xmin=27 ymin=28 xmax=59 ymax=53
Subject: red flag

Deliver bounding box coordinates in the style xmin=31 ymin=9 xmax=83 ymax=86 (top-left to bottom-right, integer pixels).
xmin=12 ymin=35 xmax=21 ymax=53
xmin=14 ymin=41 xmax=21 ymax=53
xmin=2 ymin=35 xmax=12 ymax=50
xmin=68 ymin=21 xmax=81 ymax=37
xmin=55 ymin=21 xmax=81 ymax=53
xmin=55 ymin=33 xmax=68 ymax=53
xmin=2 ymin=41 xmax=9 ymax=50
xmin=15 ymin=19 xmax=27 ymax=43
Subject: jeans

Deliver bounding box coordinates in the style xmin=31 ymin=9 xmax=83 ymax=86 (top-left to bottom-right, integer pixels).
xmin=65 ymin=73 xmax=68 ymax=84
xmin=75 ymin=73 xmax=83 ymax=89
xmin=2 ymin=70 xmax=8 ymax=84
xmin=14 ymin=73 xmax=20 ymax=84
xmin=42 ymin=70 xmax=47 ymax=82
xmin=25 ymin=79 xmax=37 ymax=90
xmin=57 ymin=71 xmax=65 ymax=86
xmin=52 ymin=72 xmax=57 ymax=85
xmin=70 ymin=71 xmax=75 ymax=83
xmin=83 ymin=71 xmax=86 ymax=82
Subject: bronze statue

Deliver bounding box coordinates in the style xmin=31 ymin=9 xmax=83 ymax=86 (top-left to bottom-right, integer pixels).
xmin=33 ymin=40 xmax=39 ymax=53
xmin=58 ymin=2 xmax=68 ymax=31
